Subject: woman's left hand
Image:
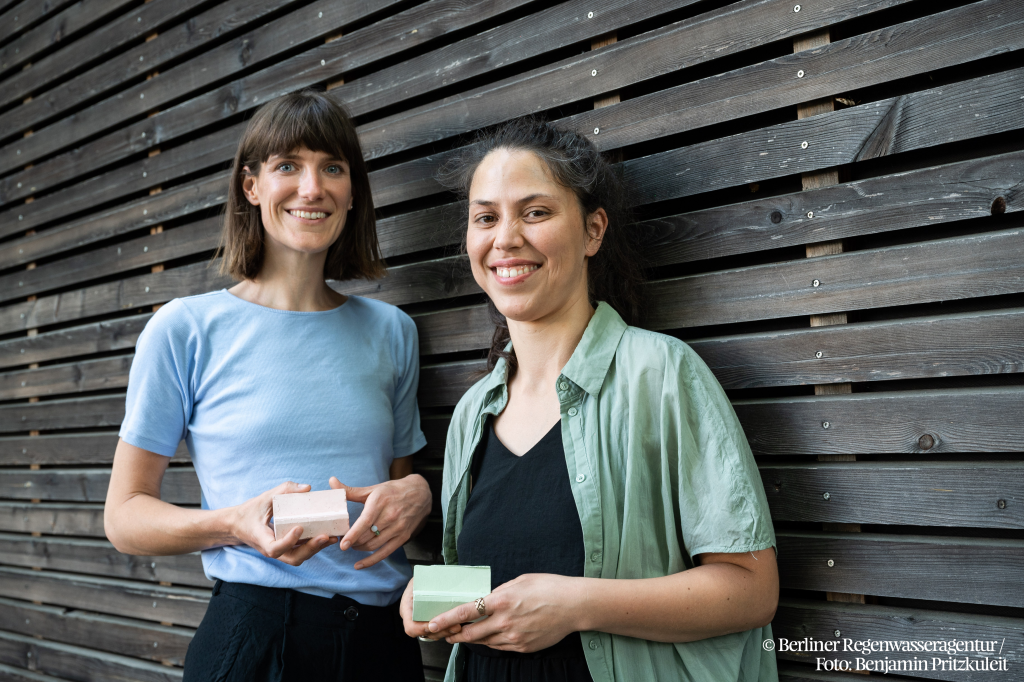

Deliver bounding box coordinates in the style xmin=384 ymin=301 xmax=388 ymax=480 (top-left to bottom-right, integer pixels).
xmin=329 ymin=475 xmax=431 ymax=569
xmin=429 ymin=574 xmax=584 ymax=653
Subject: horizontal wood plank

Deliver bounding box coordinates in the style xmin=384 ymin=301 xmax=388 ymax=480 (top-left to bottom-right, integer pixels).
xmin=0 ymin=628 xmax=183 ymax=681
xmin=0 ymin=315 xmax=149 ymax=371
xmin=773 ymin=598 xmax=1023 ymax=681
xmin=0 ymin=1 xmax=77 ymax=49
xmin=0 ymin=502 xmax=105 ymax=536
xmin=777 ymin=531 xmax=1024 ymax=608
xmin=0 ymin=0 xmax=136 ymax=78
xmin=689 ymin=308 xmax=1024 ymax=389
xmin=0 ymin=355 xmax=132 ymax=400
xmin=0 ymin=0 xmax=297 ymax=129
xmin=761 ymin=462 xmax=1024 ymax=528
xmin=0 ymin=534 xmax=210 ymax=587
xmin=0 ymin=596 xmax=193 ymax=667
xmin=0 ymin=395 xmax=125 ymax=433
xmin=0 ymin=467 xmax=200 ymax=505
xmin=0 ymin=567 xmax=210 ymax=627
xmin=0 ymin=433 xmax=189 ymax=466
xmin=737 ymin=387 xmax=1024 ymax=455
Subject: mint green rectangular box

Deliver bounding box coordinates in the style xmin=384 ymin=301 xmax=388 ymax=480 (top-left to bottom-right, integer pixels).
xmin=412 ymin=565 xmax=491 ymax=622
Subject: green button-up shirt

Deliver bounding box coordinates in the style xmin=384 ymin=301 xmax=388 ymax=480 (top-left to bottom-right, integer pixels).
xmin=440 ymin=302 xmax=778 ymax=681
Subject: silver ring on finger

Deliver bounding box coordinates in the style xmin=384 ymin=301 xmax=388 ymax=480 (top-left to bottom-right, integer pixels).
xmin=371 ymin=524 xmax=381 ymax=537
xmin=474 ymin=597 xmax=486 ymax=615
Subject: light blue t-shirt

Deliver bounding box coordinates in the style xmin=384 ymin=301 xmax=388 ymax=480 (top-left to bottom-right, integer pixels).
xmin=119 ymin=289 xmax=427 ymax=605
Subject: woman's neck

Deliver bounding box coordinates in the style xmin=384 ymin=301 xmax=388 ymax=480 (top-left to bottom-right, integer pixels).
xmin=229 ymin=245 xmax=346 ymax=312
xmin=506 ymin=289 xmax=595 ymax=392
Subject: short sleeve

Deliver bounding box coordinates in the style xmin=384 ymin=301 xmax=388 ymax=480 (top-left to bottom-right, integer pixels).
xmin=118 ymin=300 xmax=199 ymax=457
xmin=673 ymin=346 xmax=776 ymax=559
xmin=389 ymin=311 xmax=427 ymax=459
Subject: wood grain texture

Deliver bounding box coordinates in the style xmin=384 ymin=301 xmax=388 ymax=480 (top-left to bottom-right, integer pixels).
xmin=577 ymin=0 xmax=1023 ymax=154
xmin=0 ymin=0 xmax=137 ymax=78
xmin=0 ymin=314 xmax=149 ymax=370
xmin=773 ymin=598 xmax=1023 ymax=681
xmin=637 ymin=150 xmax=1024 ymax=268
xmin=690 ymin=309 xmax=1024 ymax=389
xmin=0 ymin=260 xmax=232 ymax=336
xmin=760 ymin=462 xmax=1023 ymax=528
xmin=0 ymin=502 xmax=105 ymax=536
xmin=413 ymin=304 xmax=492 ymax=356
xmin=646 ymin=228 xmax=1024 ymax=330
xmin=336 ymin=0 xmax=698 ymax=119
xmin=0 ymin=217 xmax=221 ymax=305
xmin=623 ymin=65 xmax=1024 ymax=206
xmin=0 ymin=628 xmax=183 ymax=681
xmin=0 ymin=597 xmax=194 ymax=667
xmin=0 ymin=0 xmax=293 ymax=128
xmin=0 ymin=567 xmax=210 ymax=627
xmin=0 ymin=169 xmax=227 ymax=262
xmin=357 ymin=0 xmax=915 ymax=161
xmin=0 ymin=433 xmax=189 ymax=466
xmin=0 ymin=0 xmax=530 ymax=203
xmin=737 ymin=387 xmax=1024 ymax=455
xmin=0 ymin=355 xmax=132 ymax=400
xmin=368 ymin=61 xmax=1024 ymax=210
xmin=0 ymin=467 xmax=200 ymax=505
xmin=0 ymin=0 xmax=403 ymax=178
xmin=0 ymin=661 xmax=67 ymax=681
xmin=0 ymin=395 xmax=125 ymax=433
xmin=0 ymin=534 xmax=210 ymax=587
xmin=777 ymin=531 xmax=1024 ymax=607
xmin=0 ymin=1 xmax=77 ymax=49
xmin=419 ymin=360 xmax=488 ymax=408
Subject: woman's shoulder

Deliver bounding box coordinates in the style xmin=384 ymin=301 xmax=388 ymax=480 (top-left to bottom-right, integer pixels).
xmin=344 ymin=295 xmax=416 ymax=331
xmin=616 ymin=325 xmax=702 ymax=373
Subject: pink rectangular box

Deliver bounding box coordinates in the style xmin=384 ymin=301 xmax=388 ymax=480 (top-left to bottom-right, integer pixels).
xmin=272 ymin=488 xmax=350 ymax=541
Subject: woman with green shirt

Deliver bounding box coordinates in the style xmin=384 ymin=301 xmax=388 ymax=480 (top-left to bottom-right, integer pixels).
xmin=400 ymin=119 xmax=779 ymax=682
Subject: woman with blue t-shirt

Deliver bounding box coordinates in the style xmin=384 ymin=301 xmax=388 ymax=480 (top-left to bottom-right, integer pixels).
xmin=104 ymin=90 xmax=431 ymax=681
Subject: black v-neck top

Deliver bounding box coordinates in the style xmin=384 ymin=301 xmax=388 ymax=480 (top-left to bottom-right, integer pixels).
xmin=457 ymin=418 xmax=593 ymax=681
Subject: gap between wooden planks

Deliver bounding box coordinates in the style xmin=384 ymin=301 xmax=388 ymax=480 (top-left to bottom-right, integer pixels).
xmin=796 ymin=29 xmax=866 ymax=608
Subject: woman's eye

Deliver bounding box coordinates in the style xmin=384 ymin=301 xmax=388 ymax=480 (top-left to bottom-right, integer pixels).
xmin=526 ymin=209 xmax=548 ymax=218
xmin=277 ymin=163 xmax=294 ymax=172
xmin=475 ymin=214 xmax=496 ymax=225
xmin=326 ymin=164 xmax=342 ymax=174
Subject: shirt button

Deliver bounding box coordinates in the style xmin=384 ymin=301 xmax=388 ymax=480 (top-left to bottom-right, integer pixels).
xmin=559 ymin=382 xmax=569 ymax=391
xmin=589 ymin=638 xmax=600 ymax=650
xmin=576 ymin=474 xmax=586 ymax=483
xmin=591 ymin=551 xmax=602 ymax=562
xmin=568 ymin=407 xmax=578 ymax=416
xmin=344 ymin=606 xmax=359 ymax=621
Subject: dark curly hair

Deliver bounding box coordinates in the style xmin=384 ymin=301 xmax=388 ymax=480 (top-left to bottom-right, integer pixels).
xmin=438 ymin=118 xmax=645 ymax=375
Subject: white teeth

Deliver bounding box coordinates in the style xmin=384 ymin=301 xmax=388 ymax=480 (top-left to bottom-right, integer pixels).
xmin=290 ymin=210 xmax=327 ymax=220
xmin=496 ymin=265 xmax=538 ymax=278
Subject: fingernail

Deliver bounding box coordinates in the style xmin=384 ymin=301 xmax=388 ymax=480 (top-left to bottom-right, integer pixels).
xmin=428 ymin=622 xmax=438 ymax=632
xmin=340 ymin=542 xmax=349 ymax=550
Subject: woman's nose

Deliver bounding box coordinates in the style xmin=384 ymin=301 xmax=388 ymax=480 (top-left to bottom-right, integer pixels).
xmin=298 ymin=169 xmax=324 ymax=198
xmin=492 ymin=217 xmax=524 ymax=251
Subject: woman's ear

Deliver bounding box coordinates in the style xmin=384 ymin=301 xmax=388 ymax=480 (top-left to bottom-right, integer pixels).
xmin=241 ymin=166 xmax=260 ymax=206
xmin=584 ymin=208 xmax=609 ymax=257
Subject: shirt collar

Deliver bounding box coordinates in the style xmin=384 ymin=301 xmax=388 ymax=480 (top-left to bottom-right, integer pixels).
xmin=560 ymin=301 xmax=628 ymax=396
xmin=481 ymin=301 xmax=627 ymax=404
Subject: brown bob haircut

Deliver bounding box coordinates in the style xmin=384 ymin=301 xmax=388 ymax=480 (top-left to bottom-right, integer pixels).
xmin=219 ymin=89 xmax=384 ymax=281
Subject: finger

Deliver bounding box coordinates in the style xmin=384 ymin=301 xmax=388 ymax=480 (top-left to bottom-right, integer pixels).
xmin=353 ymin=536 xmax=403 ymax=570
xmin=427 ymin=601 xmax=482 ymax=633
xmin=340 ymin=493 xmax=380 ymax=550
xmin=347 ymin=526 xmax=396 ymax=553
xmin=268 ymin=480 xmax=312 ymax=497
xmin=329 ymin=477 xmax=375 ymax=504
xmin=265 ymin=526 xmax=303 ymax=557
xmin=278 ymin=534 xmax=333 ymax=565
xmin=446 ymin=617 xmax=504 ymax=645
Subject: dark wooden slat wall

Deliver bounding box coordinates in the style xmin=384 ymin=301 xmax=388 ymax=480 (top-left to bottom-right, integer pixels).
xmin=0 ymin=0 xmax=1021 ymax=680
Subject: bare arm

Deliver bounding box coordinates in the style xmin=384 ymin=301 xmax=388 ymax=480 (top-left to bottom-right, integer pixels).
xmin=410 ymin=548 xmax=777 ymax=650
xmin=104 ymin=438 xmax=335 ymax=564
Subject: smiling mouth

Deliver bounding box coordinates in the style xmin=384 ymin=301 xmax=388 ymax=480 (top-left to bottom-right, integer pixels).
xmin=287 ymin=209 xmax=330 ymax=220
xmin=494 ymin=264 xmax=539 ymax=279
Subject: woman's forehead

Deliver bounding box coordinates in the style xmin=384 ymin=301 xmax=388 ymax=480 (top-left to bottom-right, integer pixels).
xmin=470 ymin=149 xmax=564 ymax=199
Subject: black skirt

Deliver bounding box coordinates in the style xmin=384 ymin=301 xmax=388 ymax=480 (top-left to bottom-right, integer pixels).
xmin=457 ymin=418 xmax=594 ymax=682
xmin=183 ymin=580 xmax=423 ymax=682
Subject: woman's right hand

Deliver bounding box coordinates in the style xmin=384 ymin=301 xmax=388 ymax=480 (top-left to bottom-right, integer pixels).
xmin=400 ymin=578 xmax=463 ymax=641
xmin=230 ymin=481 xmax=337 ymax=566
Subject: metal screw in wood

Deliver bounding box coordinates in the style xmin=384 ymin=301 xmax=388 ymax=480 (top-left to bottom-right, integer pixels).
xmin=834 ymin=630 xmax=841 ymax=637
xmin=592 ymin=69 xmax=598 ymax=76
xmin=593 ymin=127 xmax=599 ymax=135
xmin=815 ymin=351 xmax=823 ymax=358
xmin=801 ymin=141 xmax=809 ymax=149
xmin=812 ymin=279 xmax=820 ymax=287
xmin=822 ymin=421 xmax=830 ymax=429
xmin=823 ymin=492 xmax=831 ymax=500
xmin=807 ymin=211 xmax=814 ymax=218
xmin=827 ymin=559 xmax=834 ymax=567
xmin=588 ymin=11 xmax=594 ymax=18
xmin=794 ymin=4 xmax=801 ymax=11
xmin=797 ymin=70 xmax=805 ymax=78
